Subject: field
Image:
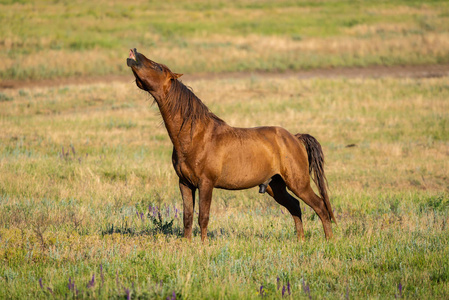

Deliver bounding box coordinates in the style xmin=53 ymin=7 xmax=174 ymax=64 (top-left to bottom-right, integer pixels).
xmin=1 ymin=0 xmax=449 ymax=299
xmin=1 ymin=0 xmax=449 ymax=80
xmin=1 ymin=73 xmax=448 ymax=298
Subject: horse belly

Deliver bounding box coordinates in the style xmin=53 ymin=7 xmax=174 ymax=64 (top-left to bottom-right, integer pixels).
xmin=215 ymin=148 xmax=276 ymax=190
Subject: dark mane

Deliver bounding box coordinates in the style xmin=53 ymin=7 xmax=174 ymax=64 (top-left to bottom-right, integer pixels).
xmin=162 ymin=78 xmax=224 ymax=129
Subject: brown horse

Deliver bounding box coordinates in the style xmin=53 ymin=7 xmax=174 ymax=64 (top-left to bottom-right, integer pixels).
xmin=127 ymin=48 xmax=336 ymax=241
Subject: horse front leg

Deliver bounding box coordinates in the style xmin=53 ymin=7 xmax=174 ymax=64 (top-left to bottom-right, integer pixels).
xmin=198 ymin=180 xmax=214 ymax=243
xmin=179 ymin=180 xmax=196 ymax=240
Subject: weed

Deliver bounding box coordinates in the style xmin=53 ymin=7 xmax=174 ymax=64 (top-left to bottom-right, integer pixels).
xmin=151 ymin=212 xmax=174 ymax=235
xmin=0 ymin=93 xmax=13 ymax=102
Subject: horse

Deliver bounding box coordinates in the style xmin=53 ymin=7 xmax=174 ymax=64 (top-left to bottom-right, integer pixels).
xmin=127 ymin=48 xmax=336 ymax=242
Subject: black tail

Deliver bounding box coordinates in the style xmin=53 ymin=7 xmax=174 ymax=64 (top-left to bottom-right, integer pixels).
xmin=296 ymin=133 xmax=337 ymax=224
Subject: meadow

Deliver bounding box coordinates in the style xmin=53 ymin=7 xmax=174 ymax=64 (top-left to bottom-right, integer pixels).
xmin=1 ymin=0 xmax=449 ymax=80
xmin=1 ymin=0 xmax=449 ymax=298
xmin=0 ymin=73 xmax=448 ymax=298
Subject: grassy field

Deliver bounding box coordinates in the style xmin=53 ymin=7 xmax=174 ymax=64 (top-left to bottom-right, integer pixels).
xmin=0 ymin=73 xmax=448 ymax=298
xmin=1 ymin=0 xmax=449 ymax=80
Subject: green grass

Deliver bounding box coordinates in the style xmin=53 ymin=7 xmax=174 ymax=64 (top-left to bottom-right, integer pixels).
xmin=1 ymin=0 xmax=449 ymax=80
xmin=0 ymin=75 xmax=448 ymax=298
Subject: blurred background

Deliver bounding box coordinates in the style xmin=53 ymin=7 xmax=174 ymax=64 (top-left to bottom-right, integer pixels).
xmin=1 ymin=0 xmax=448 ymax=81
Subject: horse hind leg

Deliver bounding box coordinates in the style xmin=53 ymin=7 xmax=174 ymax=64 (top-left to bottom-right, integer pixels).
xmin=286 ymin=180 xmax=333 ymax=239
xmin=266 ymin=175 xmax=305 ymax=241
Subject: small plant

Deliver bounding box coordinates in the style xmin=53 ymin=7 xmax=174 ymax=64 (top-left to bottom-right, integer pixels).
xmin=259 ymin=284 xmax=265 ymax=297
xmin=0 ymin=93 xmax=13 ymax=102
xmin=151 ymin=212 xmax=174 ymax=235
xmin=395 ymin=282 xmax=403 ymax=298
xmin=101 ymin=207 xmax=176 ymax=236
xmin=167 ymin=291 xmax=176 ymax=300
xmin=31 ymin=213 xmax=51 ymax=251
xmin=86 ymin=274 xmax=95 ymax=288
xmin=69 ymin=210 xmax=86 ymax=235
xmin=101 ymin=221 xmax=136 ymax=236
xmin=38 ymin=278 xmax=54 ymax=295
xmin=60 ymin=145 xmax=84 ymax=163
xmin=301 ymin=279 xmax=310 ymax=299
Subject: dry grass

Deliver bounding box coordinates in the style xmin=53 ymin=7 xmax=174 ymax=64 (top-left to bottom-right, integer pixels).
xmin=1 ymin=0 xmax=449 ymax=80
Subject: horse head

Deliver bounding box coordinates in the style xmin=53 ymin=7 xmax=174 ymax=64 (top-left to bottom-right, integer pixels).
xmin=127 ymin=48 xmax=182 ymax=98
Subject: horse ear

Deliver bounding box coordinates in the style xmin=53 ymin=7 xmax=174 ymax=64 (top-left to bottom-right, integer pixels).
xmin=172 ymin=73 xmax=183 ymax=79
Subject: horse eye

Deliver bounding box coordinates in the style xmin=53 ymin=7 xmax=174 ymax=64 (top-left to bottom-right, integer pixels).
xmin=157 ymin=65 xmax=163 ymax=72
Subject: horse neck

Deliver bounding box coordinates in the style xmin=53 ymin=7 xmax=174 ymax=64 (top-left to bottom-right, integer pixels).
xmin=159 ymin=106 xmax=195 ymax=150
xmin=154 ymin=87 xmax=214 ymax=152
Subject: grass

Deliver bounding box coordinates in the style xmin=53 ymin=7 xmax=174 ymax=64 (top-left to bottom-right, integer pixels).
xmin=0 ymin=74 xmax=448 ymax=298
xmin=1 ymin=0 xmax=449 ymax=80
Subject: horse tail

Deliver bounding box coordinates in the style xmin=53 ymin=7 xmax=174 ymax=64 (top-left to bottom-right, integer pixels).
xmin=295 ymin=133 xmax=337 ymax=225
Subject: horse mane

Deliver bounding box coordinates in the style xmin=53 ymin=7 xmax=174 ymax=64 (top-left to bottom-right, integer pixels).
xmin=162 ymin=78 xmax=225 ymax=129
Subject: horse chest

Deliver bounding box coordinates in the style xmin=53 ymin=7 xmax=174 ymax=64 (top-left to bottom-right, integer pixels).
xmin=172 ymin=151 xmax=201 ymax=185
